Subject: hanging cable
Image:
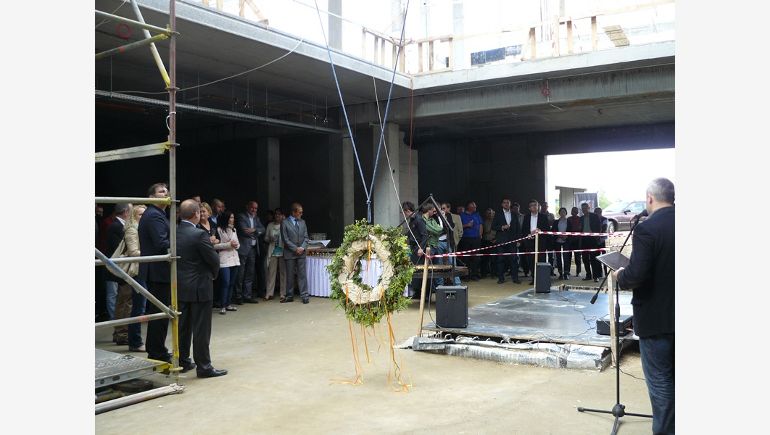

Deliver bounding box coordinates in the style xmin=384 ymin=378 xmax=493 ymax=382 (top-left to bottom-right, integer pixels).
xmin=113 ymin=38 xmax=305 ymax=95
xmin=313 ymin=0 xmax=372 ymax=213
xmin=366 ymin=0 xmax=411 ymax=208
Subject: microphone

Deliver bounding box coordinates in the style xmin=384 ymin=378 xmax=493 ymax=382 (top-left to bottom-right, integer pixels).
xmin=633 ymin=209 xmax=649 ymax=221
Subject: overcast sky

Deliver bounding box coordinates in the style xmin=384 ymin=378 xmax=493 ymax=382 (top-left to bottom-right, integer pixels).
xmin=547 ymin=148 xmax=676 ymax=204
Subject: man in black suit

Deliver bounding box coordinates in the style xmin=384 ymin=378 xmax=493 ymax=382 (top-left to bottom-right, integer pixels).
xmin=402 ymin=201 xmax=428 ymax=299
xmin=521 ymin=199 xmax=550 ymax=285
xmin=105 ymin=203 xmax=132 ymax=344
xmin=492 ymin=198 xmax=522 ymax=284
xmin=138 ymin=183 xmax=172 ymax=363
xmin=235 ymin=201 xmax=265 ymax=304
xmin=579 ymin=202 xmax=602 ymax=282
xmin=614 ymin=178 xmax=675 ymax=435
xmin=177 ymin=199 xmax=228 ymax=378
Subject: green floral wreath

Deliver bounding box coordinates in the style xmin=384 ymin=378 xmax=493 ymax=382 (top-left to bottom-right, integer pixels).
xmin=326 ymin=219 xmax=414 ymax=327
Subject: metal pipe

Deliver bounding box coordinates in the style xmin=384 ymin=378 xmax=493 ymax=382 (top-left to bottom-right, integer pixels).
xmin=95 ymin=142 xmax=170 ymax=163
xmin=95 ymin=312 xmax=170 ymax=329
xmin=96 ymin=196 xmax=172 ymax=206
xmin=95 ymin=33 xmax=169 ymax=61
xmin=95 ymin=254 xmax=175 ymax=266
xmin=94 ymin=90 xmax=341 ymax=134
xmin=94 ymin=248 xmax=177 ymax=319
xmin=95 ymin=384 xmax=185 ymax=415
xmin=94 ymin=10 xmax=174 ymax=36
xmin=129 ymin=0 xmax=171 ymax=87
xmin=168 ymin=0 xmax=181 ymax=380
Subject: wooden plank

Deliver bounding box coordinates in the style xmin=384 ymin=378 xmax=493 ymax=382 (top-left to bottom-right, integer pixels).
xmin=417 ymin=247 xmax=431 ymax=336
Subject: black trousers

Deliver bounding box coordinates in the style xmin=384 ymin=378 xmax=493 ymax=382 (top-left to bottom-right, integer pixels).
xmin=458 ymin=237 xmax=481 ymax=278
xmin=496 ymin=242 xmax=519 ymax=281
xmin=521 ymin=240 xmax=546 ymax=279
xmin=145 ymin=281 xmax=171 ymax=360
xmin=581 ymin=238 xmax=602 ymax=279
xmin=479 ymin=239 xmax=495 ymax=277
xmin=179 ymin=300 xmax=213 ymax=368
xmin=553 ymin=242 xmax=572 ymax=276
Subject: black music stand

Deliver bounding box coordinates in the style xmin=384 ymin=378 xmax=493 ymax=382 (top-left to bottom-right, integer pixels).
xmin=577 ymin=251 xmax=652 ymax=434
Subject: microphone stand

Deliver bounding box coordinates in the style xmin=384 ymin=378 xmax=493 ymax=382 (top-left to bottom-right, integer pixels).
xmin=578 ymin=213 xmax=651 ymax=434
xmin=589 ymin=213 xmax=643 ymax=305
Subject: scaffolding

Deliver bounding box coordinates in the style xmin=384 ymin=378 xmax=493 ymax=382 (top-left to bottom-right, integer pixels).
xmin=94 ymin=0 xmax=183 ymax=413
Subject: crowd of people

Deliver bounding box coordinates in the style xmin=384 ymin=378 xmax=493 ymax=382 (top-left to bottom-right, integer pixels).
xmin=400 ymin=197 xmax=613 ymax=296
xmin=95 ymin=183 xmax=312 ymax=378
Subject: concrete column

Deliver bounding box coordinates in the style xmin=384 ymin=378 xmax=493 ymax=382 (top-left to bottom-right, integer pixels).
xmin=341 ymin=135 xmax=355 ymax=225
xmin=398 ymin=130 xmax=418 ymax=207
xmin=256 ymin=137 xmax=280 ymax=211
xmin=372 ymin=122 xmax=405 ymax=227
xmin=328 ymin=0 xmax=342 ymax=50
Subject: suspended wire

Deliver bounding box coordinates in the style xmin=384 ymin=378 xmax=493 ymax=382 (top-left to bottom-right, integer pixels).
xmin=313 ymin=0 xmax=371 ymax=205
xmin=366 ymin=1 xmax=411 ymax=203
xmin=112 ymin=37 xmax=305 ymax=95
xmin=95 ymin=0 xmax=130 ymax=30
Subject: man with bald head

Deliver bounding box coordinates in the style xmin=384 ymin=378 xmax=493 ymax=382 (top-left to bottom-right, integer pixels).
xmin=177 ymin=199 xmax=227 ymax=378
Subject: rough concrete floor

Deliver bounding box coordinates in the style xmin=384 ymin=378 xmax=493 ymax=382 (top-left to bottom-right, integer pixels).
xmin=95 ymin=278 xmax=653 ymax=435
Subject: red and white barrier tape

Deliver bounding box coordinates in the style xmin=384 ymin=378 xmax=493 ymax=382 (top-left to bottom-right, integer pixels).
xmin=431 ymin=246 xmax=615 ymax=258
xmin=539 ymin=230 xmax=628 ymax=237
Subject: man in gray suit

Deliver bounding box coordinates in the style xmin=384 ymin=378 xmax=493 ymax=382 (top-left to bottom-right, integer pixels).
xmin=281 ymin=202 xmax=310 ymax=304
xmin=177 ymin=199 xmax=227 ymax=378
xmin=235 ymin=200 xmax=265 ymax=304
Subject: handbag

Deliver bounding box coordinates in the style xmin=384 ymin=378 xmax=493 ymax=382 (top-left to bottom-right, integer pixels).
xmin=109 ymin=238 xmax=139 ymax=278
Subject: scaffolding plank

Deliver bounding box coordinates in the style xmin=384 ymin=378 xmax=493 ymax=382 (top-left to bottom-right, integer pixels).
xmin=95 ymin=349 xmax=169 ymax=389
xmin=96 ymin=142 xmax=169 ymax=163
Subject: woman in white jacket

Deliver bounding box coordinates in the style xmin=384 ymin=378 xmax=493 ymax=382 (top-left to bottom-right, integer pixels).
xmin=214 ymin=210 xmax=240 ymax=315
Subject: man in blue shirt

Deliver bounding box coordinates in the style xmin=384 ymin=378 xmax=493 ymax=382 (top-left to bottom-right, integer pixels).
xmin=459 ymin=201 xmax=483 ymax=281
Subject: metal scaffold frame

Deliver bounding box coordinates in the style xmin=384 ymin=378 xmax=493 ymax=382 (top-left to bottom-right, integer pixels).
xmin=94 ymin=0 xmax=183 ymax=413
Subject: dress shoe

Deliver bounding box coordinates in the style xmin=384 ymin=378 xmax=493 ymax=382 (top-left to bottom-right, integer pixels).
xmin=197 ymin=367 xmax=228 ymax=378
xmin=279 ymin=297 xmax=286 ymax=303
xmin=219 ymin=308 xmax=226 ymax=315
xmin=285 ymin=297 xmax=294 ymax=302
xmin=302 ymin=298 xmax=309 ymax=304
xmin=180 ymin=361 xmax=196 ymax=373
xmin=244 ymin=298 xmax=259 ymax=304
xmin=233 ymin=298 xmax=243 ymax=305
xmin=512 ymin=279 xmax=521 ymax=284
xmin=582 ymin=276 xmax=592 ymax=281
xmin=497 ymin=279 xmax=506 ymax=284
xmin=128 ymin=344 xmax=146 ymax=352
xmin=115 ymin=339 xmax=129 ymax=346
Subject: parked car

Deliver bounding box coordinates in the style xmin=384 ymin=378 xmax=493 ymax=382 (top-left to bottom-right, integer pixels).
xmin=602 ymin=200 xmax=646 ymax=233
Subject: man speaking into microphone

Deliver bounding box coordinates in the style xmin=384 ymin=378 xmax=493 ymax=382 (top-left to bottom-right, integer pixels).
xmin=612 ymin=177 xmax=675 ymax=434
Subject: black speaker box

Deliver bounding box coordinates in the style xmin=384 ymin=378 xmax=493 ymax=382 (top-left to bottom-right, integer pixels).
xmin=535 ymin=262 xmax=552 ymax=293
xmin=596 ymin=314 xmax=633 ymax=336
xmin=435 ymin=285 xmax=468 ymax=328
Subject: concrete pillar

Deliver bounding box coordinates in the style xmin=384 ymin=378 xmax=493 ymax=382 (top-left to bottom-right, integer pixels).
xmin=341 ymin=135 xmax=355 ymax=225
xmin=256 ymin=137 xmax=280 ymax=211
xmin=372 ymin=123 xmax=415 ymax=227
xmin=398 ymin=130 xmax=418 ymax=207
xmin=328 ymin=0 xmax=342 ymax=50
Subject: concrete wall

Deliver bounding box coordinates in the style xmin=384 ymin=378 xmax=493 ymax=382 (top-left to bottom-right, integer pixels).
xmin=417 ymin=122 xmax=674 ymax=213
